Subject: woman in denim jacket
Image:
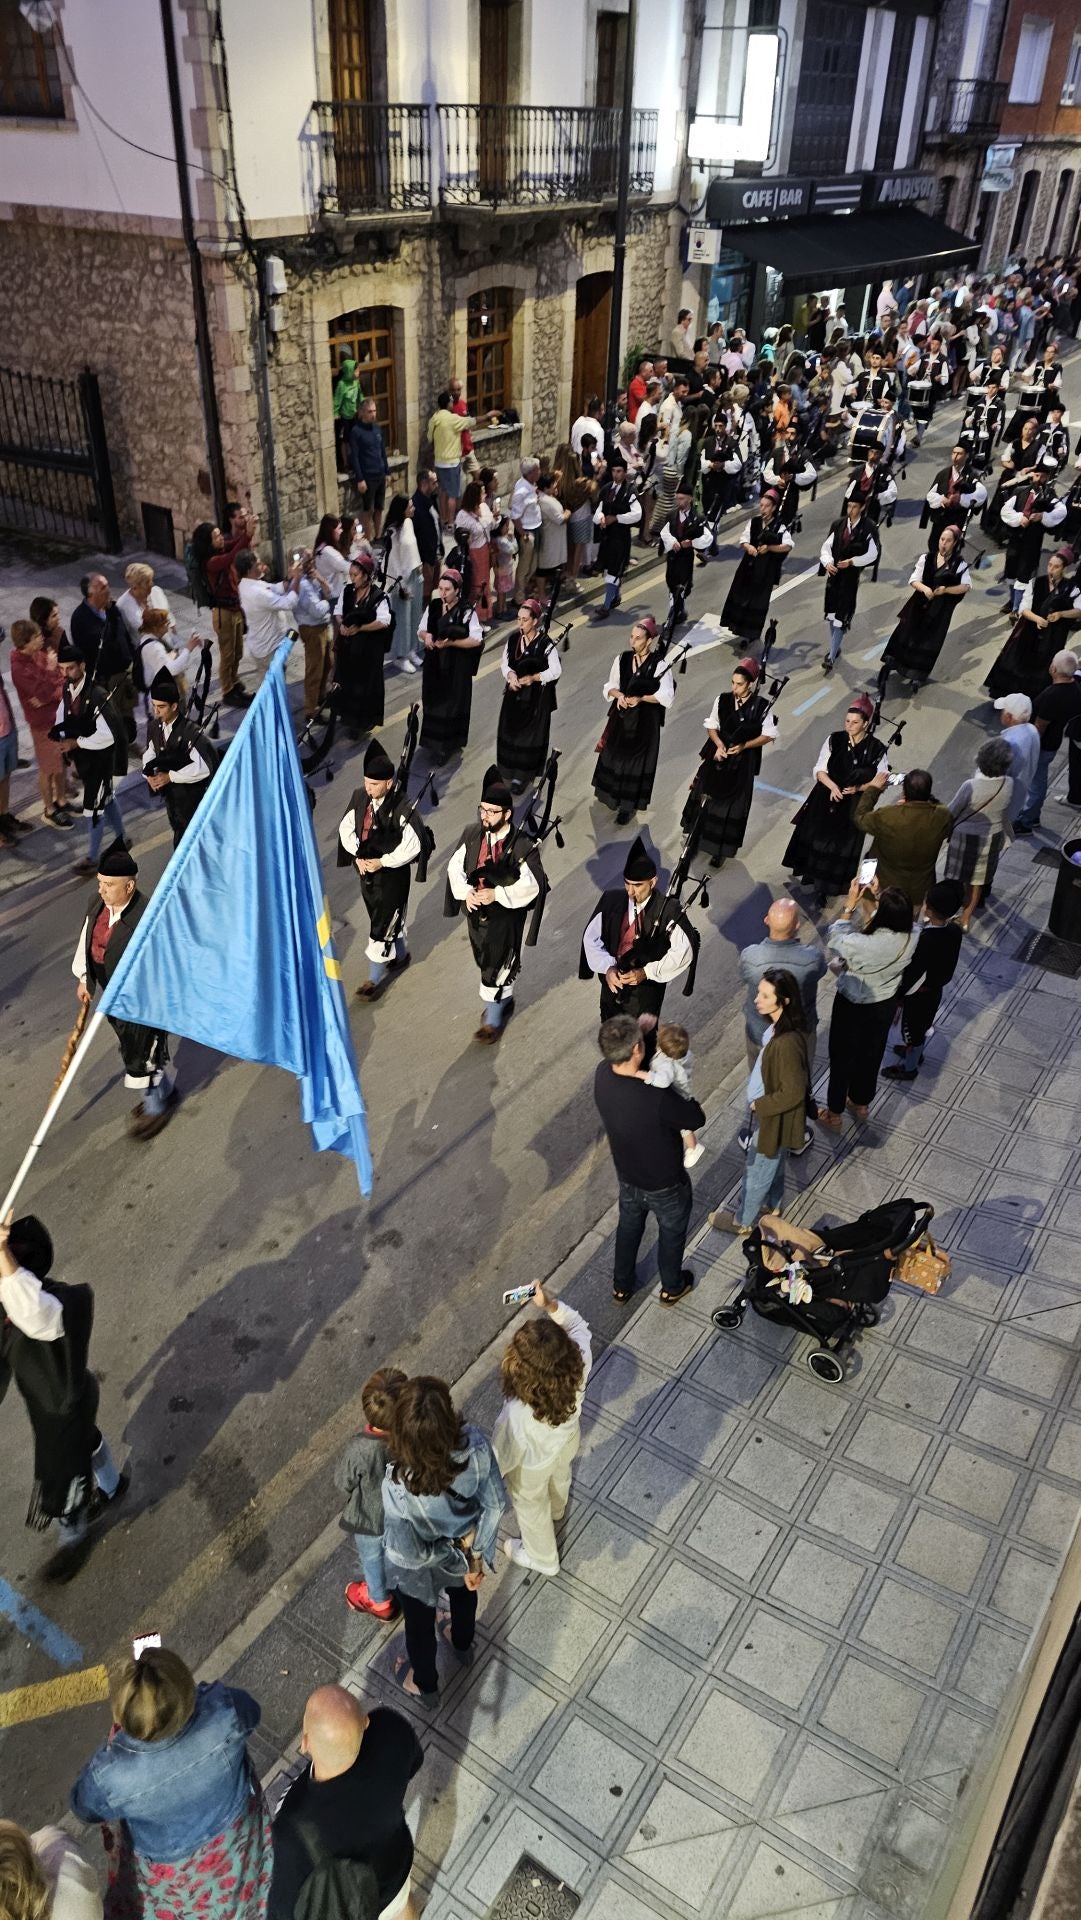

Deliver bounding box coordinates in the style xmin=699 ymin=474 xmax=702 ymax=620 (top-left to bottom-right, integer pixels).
xmin=70 ymin=1646 xmax=269 ymax=1919
xmin=382 ymin=1377 xmax=506 ymax=1700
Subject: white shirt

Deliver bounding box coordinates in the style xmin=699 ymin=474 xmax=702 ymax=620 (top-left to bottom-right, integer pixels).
xmin=72 ymin=900 xmax=126 ymax=983
xmin=813 ymin=734 xmax=889 ymax=778
xmin=582 ymin=898 xmax=692 ymax=983
xmin=734 ymin=517 xmax=793 ymax=555
xmin=909 ymin=553 xmax=971 ymax=593
xmin=593 ymin=494 xmax=643 ymax=530
xmin=55 ymin=675 xmax=113 ymax=751
xmin=603 ymin=652 xmax=674 ymax=708
xmin=135 ymin=633 xmax=201 ymax=687
xmin=416 ymin=602 xmax=482 ymax=643
xmin=570 ymin=414 xmax=602 ymax=456
xmin=454 ymin=507 xmax=492 ymax=550
xmin=142 ymin=717 xmax=211 ymax=785
xmin=491 ymin=1303 xmax=593 ymax=1473
xmin=762 ymin=456 xmax=816 ymax=494
xmin=1001 ymin=493 xmax=1066 ymax=533
xmin=31 ymin=1829 xmax=103 ymax=1920
xmin=704 ymin=693 xmax=778 ymax=738
xmin=661 ymin=516 xmax=713 ymax=556
xmin=239 ymin=576 xmax=298 ymax=659
xmin=314 ymin=545 xmax=351 ymax=595
xmin=819 ymin=523 xmax=878 ymax=570
xmin=510 ymin=477 xmax=541 ymax=531
xmin=927 ymin=467 xmax=987 ymax=512
xmin=501 ymin=638 xmax=562 ymax=688
xmin=388 ymin=518 xmax=422 ymax=584
xmin=657 ymin=392 xmax=683 ymax=445
xmin=115 ymin=584 xmax=172 ymax=641
xmin=2 ymin=1264 xmax=63 ymax=1340
xmin=338 ymin=800 xmax=421 ymax=867
xmin=447 ymin=828 xmax=540 ymax=911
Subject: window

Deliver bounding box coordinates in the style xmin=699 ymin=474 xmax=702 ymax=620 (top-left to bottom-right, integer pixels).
xmin=1063 ymin=32 xmax=1081 ymax=106
xmin=467 ymin=288 xmax=514 ymax=417
xmin=787 ymin=0 xmax=864 ymax=174
xmin=1009 ymin=168 xmax=1040 ymax=253
xmin=0 ymin=2 xmax=64 ymax=116
xmin=1009 ymin=16 xmax=1053 ymax=105
xmin=875 ymin=13 xmax=916 ymax=170
xmin=328 ymin=308 xmax=398 ymax=445
xmin=935 ymin=174 xmax=958 ymax=224
xmin=1047 ymin=169 xmax=1075 ymax=251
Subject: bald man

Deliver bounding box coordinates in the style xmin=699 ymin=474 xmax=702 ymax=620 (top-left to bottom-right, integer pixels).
xmin=738 ymin=898 xmax=827 ymax=1063
xmin=269 ymin=1686 xmax=422 ymax=1920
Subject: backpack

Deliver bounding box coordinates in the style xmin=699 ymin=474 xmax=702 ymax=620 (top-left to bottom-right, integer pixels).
xmin=184 ymin=539 xmax=212 ymax=610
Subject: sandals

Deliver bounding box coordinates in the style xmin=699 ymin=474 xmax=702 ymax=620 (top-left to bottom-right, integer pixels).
xmin=659 ymin=1272 xmax=694 ymax=1307
xmin=612 ymin=1285 xmax=632 ymax=1304
xmin=816 ymin=1107 xmax=843 ymax=1133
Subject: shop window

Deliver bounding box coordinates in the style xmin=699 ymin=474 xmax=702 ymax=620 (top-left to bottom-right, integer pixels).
xmin=467 ymin=288 xmax=514 ymax=417
xmin=328 ymin=308 xmax=398 ymax=445
xmin=0 ymin=3 xmax=64 ymax=116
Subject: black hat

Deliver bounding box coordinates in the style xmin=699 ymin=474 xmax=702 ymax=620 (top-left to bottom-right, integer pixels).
xmin=481 ymin=763 xmax=513 ymax=811
xmin=57 ymin=637 xmax=84 ymax=664
xmin=623 ymin=835 xmax=657 ymax=881
xmin=149 ymin=667 xmax=180 ymax=703
xmin=363 ymin=737 xmax=394 ymax=780
xmin=97 ymin=847 xmax=138 ymax=878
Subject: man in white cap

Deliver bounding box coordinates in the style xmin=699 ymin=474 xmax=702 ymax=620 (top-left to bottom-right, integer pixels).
xmin=994 ymin=691 xmax=1041 ymax=823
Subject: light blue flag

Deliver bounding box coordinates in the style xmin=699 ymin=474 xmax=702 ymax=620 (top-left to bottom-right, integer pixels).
xmin=99 ymin=647 xmax=372 ymax=1194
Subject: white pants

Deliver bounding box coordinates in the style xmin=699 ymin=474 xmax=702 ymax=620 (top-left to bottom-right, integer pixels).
xmin=504 ymin=1425 xmax=579 ymax=1574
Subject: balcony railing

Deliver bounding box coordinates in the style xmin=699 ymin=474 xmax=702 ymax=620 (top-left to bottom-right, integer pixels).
xmin=310 ymin=102 xmax=432 ymax=215
xmin=437 ymin=105 xmax=658 ymax=207
xmin=925 ymin=79 xmax=1007 ymax=144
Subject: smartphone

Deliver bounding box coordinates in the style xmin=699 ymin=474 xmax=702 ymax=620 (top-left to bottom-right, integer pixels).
xmin=886 ymin=771 xmax=904 ymax=787
xmin=502 ymin=1284 xmax=536 ymax=1307
xmin=291 ymin=550 xmax=302 ymax=566
xmin=132 ymin=1633 xmax=161 ymax=1659
xmin=857 ymin=857 xmax=878 ymax=887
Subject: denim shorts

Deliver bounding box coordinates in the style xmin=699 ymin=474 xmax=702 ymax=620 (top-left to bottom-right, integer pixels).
xmin=0 ymin=728 xmax=17 ymax=780
xmin=435 ymin=462 xmax=461 ymax=496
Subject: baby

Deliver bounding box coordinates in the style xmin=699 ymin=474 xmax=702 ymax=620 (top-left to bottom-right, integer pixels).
xmin=640 ymin=1022 xmax=703 ymax=1167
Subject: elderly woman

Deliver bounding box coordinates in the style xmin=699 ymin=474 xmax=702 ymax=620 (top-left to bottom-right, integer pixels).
xmin=944 ymin=736 xmax=1015 ymax=930
xmin=114 ymin=562 xmax=173 ymax=646
xmin=417 ymin=566 xmax=484 ymax=761
xmin=497 ymin=596 xmax=561 ymax=791
xmin=383 ymin=1377 xmax=506 ymax=1699
xmin=592 ymin=615 xmax=675 ymax=825
xmin=70 ymin=1646 xmax=269 ymax=1920
xmin=534 ymin=470 xmax=570 ymax=589
xmin=818 ymin=884 xmax=916 ymax=1130
xmin=492 ymin=1282 xmax=591 ymax=1576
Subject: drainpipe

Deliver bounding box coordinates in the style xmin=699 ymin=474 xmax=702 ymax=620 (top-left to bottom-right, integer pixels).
xmin=159 ymin=0 xmax=229 ymax=524
xmin=606 ymin=0 xmax=639 ymax=407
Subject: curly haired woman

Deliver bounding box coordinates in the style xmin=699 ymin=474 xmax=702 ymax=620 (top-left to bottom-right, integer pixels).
xmin=492 ymin=1282 xmax=593 ymax=1576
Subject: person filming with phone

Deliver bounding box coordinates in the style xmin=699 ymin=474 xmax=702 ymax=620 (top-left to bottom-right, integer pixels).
xmin=852 ymin=767 xmax=953 ymax=913
xmin=492 ymin=1282 xmax=592 ymax=1577
xmin=818 ymin=881 xmax=916 ymax=1133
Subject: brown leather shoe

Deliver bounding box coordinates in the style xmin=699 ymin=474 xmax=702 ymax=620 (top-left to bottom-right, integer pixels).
xmin=474 ymin=1023 xmax=501 ymax=1044
xmin=845 ymin=1100 xmax=869 ymax=1121
xmin=128 ymin=1093 xmax=177 ymax=1140
xmin=816 ymin=1107 xmax=843 ymax=1133
xmin=355 ymin=979 xmax=385 ymax=1001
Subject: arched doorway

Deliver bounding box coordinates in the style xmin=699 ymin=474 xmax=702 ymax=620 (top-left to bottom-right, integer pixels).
xmin=571 ymin=272 xmax=613 ymax=426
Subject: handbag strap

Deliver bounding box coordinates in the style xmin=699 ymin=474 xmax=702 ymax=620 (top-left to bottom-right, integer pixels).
xmin=953 ymin=777 xmax=1005 ymax=828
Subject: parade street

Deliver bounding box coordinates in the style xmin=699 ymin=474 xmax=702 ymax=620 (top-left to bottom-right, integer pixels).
xmin=0 ymin=363 xmax=1077 ymax=1821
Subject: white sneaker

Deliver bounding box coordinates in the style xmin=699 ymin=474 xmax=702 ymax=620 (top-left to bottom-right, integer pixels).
xmin=401 ymin=658 xmax=418 ymax=673
xmin=504 ymin=1536 xmax=553 ymax=1574
xmin=683 ymin=1142 xmax=705 ymax=1168
xmin=791 ymin=1127 xmax=815 ymax=1157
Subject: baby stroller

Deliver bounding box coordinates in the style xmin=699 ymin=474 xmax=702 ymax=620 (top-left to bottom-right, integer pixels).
xmin=712 ymin=1198 xmax=935 ymax=1383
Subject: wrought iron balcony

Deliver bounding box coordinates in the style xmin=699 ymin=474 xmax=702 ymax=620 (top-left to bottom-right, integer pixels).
xmin=436 ymin=105 xmax=658 ymax=208
xmin=309 ymin=102 xmax=432 ymax=216
xmin=925 ymin=79 xmax=1007 ymax=145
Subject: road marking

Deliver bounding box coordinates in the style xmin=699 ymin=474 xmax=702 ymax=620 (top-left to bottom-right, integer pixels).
xmin=792 ymin=685 xmax=834 ymax=717
xmin=860 ymin=640 xmax=888 ymax=660
xmin=0 ymin=1666 xmax=110 ymax=1729
xmin=0 ymin=1578 xmax=86 ymax=1670
xmin=754 ymin=780 xmax=804 ymax=801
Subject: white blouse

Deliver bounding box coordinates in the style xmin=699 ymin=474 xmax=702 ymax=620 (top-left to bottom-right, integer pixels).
xmin=491 ymin=1304 xmax=593 ymax=1474
xmin=813 ymin=733 xmax=889 ymax=777
xmin=603 ymin=651 xmax=674 ymax=708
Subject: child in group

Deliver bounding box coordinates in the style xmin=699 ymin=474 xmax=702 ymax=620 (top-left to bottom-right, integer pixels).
xmin=492 ymin=514 xmax=518 ymax=618
xmin=642 ymin=1022 xmax=704 ymax=1167
xmin=335 ymin=1365 xmax=406 ymax=1620
xmin=883 ymin=878 xmax=965 ymax=1082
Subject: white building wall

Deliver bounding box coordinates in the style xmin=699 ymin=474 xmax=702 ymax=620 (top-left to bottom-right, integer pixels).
xmin=391 ymin=0 xmax=472 ymax=102
xmin=220 ymin=0 xmax=319 ymax=225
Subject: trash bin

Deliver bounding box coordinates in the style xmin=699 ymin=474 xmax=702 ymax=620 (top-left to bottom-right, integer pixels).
xmin=1049 ymin=838 xmax=1081 ymax=943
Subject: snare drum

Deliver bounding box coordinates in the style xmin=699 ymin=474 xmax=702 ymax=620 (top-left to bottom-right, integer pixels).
xmin=1015 ymin=386 xmax=1042 ymax=413
xmin=907 ymin=379 xmax=933 ymax=423
xmin=848 ymin=408 xmax=896 ymax=462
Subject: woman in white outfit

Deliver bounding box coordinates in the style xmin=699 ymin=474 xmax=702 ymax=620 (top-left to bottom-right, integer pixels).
xmin=493 ymin=1283 xmax=592 ymax=1576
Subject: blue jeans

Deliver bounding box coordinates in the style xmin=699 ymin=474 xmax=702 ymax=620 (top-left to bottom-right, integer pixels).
xmin=482 ymin=997 xmax=512 ymax=1028
xmin=614 ymin=1176 xmax=693 ymax=1293
xmin=59 ymin=1433 xmax=120 ymax=1546
xmin=353 ymin=1531 xmax=388 ymax=1604
xmin=1016 ymin=748 xmax=1054 ymax=827
xmin=369 ymin=935 xmax=407 ymax=984
xmin=739 ymin=1142 xmax=786 ymax=1228
xmin=87 ymin=796 xmax=124 ymax=862
xmin=827 ymin=617 xmax=844 ymax=662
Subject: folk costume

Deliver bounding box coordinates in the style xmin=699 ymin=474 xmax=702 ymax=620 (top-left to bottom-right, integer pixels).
xmin=783 ymin=705 xmax=889 ymax=908
xmin=496 ymin=602 xmax=561 ymax=789
xmin=659 ymin=501 xmax=711 ymax=623
xmin=924 ymin=458 xmax=987 ymax=543
xmin=591 ymin=463 xmax=643 ymax=617
xmin=682 ymin=663 xmax=778 ymax=864
xmin=592 ymin=619 xmax=675 ymax=823
xmin=819 ymin=508 xmax=879 ymax=669
xmin=700 ymin=425 xmax=743 ymax=524
xmin=49 ymin=642 xmax=128 ymax=863
xmin=337 ymin=738 xmax=424 ymax=995
xmin=335 ymin=556 xmax=392 ymax=737
xmin=444 ymin=767 xmax=544 ymax=1039
xmin=843 ymin=455 xmax=897 ymax=526
xmin=580 ymin=837 xmax=694 ymax=1023
xmin=720 ymin=499 xmax=793 ymax=642
xmin=72 ymin=850 xmax=176 ymax=1138
xmin=985 ymin=565 xmax=1081 ymax=704
xmin=418 ymin=570 xmax=484 ymax=760
xmin=761 ymin=446 xmax=817 ymax=529
xmin=879 ymin=542 xmax=972 ymax=692
xmin=1001 ymin=482 xmax=1067 ymax=609
xmin=141 ymin=669 xmax=217 ymax=846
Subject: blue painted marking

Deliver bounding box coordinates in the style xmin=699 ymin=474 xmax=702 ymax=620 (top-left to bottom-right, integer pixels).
xmin=860 ymin=639 xmax=888 ymax=660
xmin=0 ymin=1578 xmax=85 ymax=1671
xmin=792 ymin=685 xmax=834 ymax=717
xmin=754 ymin=780 xmax=804 ymax=802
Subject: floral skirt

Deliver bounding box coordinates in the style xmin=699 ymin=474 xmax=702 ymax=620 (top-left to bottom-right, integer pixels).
xmin=102 ymin=1799 xmax=272 ymax=1920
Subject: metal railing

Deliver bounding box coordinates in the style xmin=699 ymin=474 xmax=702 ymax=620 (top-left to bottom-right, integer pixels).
xmin=926 ymin=79 xmax=1007 ymax=142
xmin=310 ymin=102 xmax=432 ymax=215
xmin=437 ymin=105 xmax=657 ymax=206
xmin=0 ymin=367 xmax=120 ymax=548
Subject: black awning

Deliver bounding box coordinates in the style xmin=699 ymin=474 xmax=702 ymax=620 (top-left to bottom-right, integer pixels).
xmin=728 ymin=209 xmax=980 ymax=291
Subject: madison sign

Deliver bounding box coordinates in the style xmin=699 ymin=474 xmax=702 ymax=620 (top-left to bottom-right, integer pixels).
xmin=705 ymin=169 xmax=934 ymax=225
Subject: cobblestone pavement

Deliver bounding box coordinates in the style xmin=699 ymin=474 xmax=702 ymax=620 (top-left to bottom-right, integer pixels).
xmin=228 ymin=819 xmax=1081 ymax=1920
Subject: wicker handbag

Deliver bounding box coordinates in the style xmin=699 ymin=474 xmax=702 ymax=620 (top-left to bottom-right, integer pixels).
xmin=894 ymin=1233 xmax=951 ymax=1294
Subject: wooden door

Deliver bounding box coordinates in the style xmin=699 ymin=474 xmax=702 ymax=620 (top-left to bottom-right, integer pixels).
xmin=478 ymin=0 xmax=511 ymax=197
xmin=595 ymin=10 xmax=628 ymax=108
xmin=572 ymin=273 xmax=613 ymax=424
xmin=330 ymin=0 xmax=374 ymax=203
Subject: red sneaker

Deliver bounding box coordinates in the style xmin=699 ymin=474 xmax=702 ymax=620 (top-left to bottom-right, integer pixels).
xmin=345 ymin=1581 xmax=397 ymax=1620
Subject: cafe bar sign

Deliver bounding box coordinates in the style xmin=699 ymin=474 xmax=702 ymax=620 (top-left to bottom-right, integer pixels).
xmin=705 ymin=169 xmax=935 ymax=225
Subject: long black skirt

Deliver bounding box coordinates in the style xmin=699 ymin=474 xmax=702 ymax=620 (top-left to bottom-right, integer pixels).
xmin=823 ymin=569 xmax=862 ymax=628
xmin=985 ymin=619 xmax=1056 ymax=704
xmin=783 ymin=783 xmax=864 ymax=896
xmin=881 ymin=595 xmax=960 ymax=685
xmin=420 ymin=647 xmax=476 ymax=757
xmin=721 ymin=556 xmax=776 ymax=641
xmin=682 ymin=758 xmax=756 ymax=859
xmin=467 ymin=903 xmax=527 ymax=991
xmin=361 ymin=867 xmax=411 ymax=944
xmin=592 ymin=707 xmax=662 ymax=813
xmin=336 ymin=633 xmax=386 ymax=733
xmin=497 ymin=685 xmax=555 ymax=783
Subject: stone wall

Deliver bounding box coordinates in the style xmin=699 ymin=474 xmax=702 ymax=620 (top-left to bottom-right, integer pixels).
xmin=626 ymin=210 xmax=672 ymax=359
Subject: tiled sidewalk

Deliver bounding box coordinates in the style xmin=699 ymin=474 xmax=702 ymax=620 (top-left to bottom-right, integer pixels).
xmin=242 ymin=824 xmax=1081 ymax=1920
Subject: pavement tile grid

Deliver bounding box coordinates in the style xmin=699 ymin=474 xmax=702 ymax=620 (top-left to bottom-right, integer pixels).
xmin=234 ymin=848 xmax=1081 ymax=1919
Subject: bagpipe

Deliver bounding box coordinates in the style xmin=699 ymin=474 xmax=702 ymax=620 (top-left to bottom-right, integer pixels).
xmin=867 ymin=695 xmax=908 ymax=749
xmin=595 ymin=626 xmax=694 ymax=756
xmin=690 ymin=671 xmax=789 ymax=799
xmin=616 ymin=829 xmax=710 ymax=1000
xmin=464 ymin=753 xmax=563 ymax=968
xmin=388 ymin=702 xmax=438 ymax=883
xmin=510 ymin=576 xmax=573 ymax=681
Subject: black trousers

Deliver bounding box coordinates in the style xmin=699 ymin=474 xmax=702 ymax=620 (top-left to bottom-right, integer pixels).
xmin=397 ymin=1581 xmax=476 ymax=1694
xmin=826 ymin=995 xmax=895 ymax=1112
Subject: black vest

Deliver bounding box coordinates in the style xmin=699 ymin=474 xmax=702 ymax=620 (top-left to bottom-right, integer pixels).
xmin=336 ymin=791 xmax=410 ymax=866
xmin=83 ymin=890 xmax=149 ymax=991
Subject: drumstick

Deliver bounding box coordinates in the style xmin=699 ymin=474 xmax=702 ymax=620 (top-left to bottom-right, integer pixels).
xmin=54 ymin=1001 xmax=89 ymax=1092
